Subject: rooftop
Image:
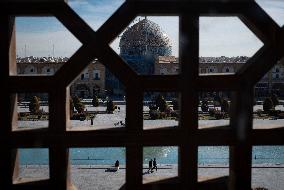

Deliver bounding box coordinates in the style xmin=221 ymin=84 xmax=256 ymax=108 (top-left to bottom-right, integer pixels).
xmin=16 ymin=56 xmax=250 ymax=64
xmin=16 ymin=56 xmax=99 ymax=64
xmin=157 ymin=56 xmax=250 ymax=64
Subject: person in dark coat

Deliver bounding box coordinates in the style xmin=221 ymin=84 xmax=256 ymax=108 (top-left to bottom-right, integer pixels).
xmin=152 ymin=158 xmax=157 ymax=172
xmin=115 ymin=160 xmax=120 ymax=171
xmin=148 ymin=159 xmax=153 ymax=173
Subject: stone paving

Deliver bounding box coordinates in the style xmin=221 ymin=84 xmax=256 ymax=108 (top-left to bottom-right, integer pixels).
xmin=16 ymin=104 xmax=284 ymax=189
xmin=17 ymin=105 xmax=284 ymax=130
xmin=17 ymin=164 xmax=284 ymax=190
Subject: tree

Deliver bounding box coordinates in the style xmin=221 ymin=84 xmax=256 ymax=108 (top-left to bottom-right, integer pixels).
xmin=213 ymin=94 xmax=221 ymax=107
xmin=270 ymin=94 xmax=279 ymax=106
xmin=149 ymin=110 xmax=160 ymax=120
xmin=92 ymin=95 xmax=99 ymax=107
xmin=29 ymin=96 xmax=40 ymax=114
xmin=221 ymin=99 xmax=230 ymax=113
xmin=201 ymin=100 xmax=209 ymax=112
xmin=73 ymin=96 xmax=85 ymax=113
xmin=263 ymin=97 xmax=274 ymax=112
xmin=155 ymin=94 xmax=168 ymax=112
xmin=106 ymin=100 xmax=115 ymax=113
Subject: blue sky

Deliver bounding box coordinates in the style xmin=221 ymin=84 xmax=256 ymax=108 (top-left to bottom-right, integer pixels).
xmin=16 ymin=0 xmax=284 ymax=58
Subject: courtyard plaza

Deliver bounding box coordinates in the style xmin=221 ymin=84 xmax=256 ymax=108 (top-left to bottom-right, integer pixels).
xmin=18 ymin=103 xmax=284 ymax=130
xmin=16 ymin=101 xmax=284 ymax=190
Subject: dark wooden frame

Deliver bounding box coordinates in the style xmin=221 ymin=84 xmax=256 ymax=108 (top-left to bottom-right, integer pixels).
xmin=0 ymin=0 xmax=283 ymax=189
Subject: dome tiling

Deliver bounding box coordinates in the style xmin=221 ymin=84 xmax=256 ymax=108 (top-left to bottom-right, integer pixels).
xmin=119 ymin=18 xmax=172 ymax=56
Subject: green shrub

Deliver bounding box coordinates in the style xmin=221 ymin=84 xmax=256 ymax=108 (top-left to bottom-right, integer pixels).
xmin=221 ymin=99 xmax=230 ymax=113
xmin=270 ymin=94 xmax=279 ymax=106
xmin=263 ymin=97 xmax=274 ymax=112
xmin=165 ymin=106 xmax=172 ymax=116
xmin=208 ymin=108 xmax=225 ymax=119
xmin=71 ymin=113 xmax=86 ymax=120
xmin=159 ymin=112 xmax=167 ymax=119
xmin=170 ymin=111 xmax=179 ymax=118
xmin=92 ymin=95 xmax=99 ymax=107
xmin=73 ymin=96 xmax=85 ymax=113
xmin=278 ymin=112 xmax=284 ymax=119
xmin=209 ymin=108 xmax=216 ymax=117
xmin=268 ymin=109 xmax=280 ymax=117
xmin=214 ymin=110 xmax=225 ymax=120
xmin=155 ymin=94 xmax=168 ymax=112
xmin=37 ymin=113 xmax=43 ymax=120
xmin=149 ymin=110 xmax=160 ymax=120
xmin=29 ymin=96 xmax=40 ymax=114
xmin=256 ymin=109 xmax=262 ymax=117
xmin=201 ymin=100 xmax=209 ymax=112
xmin=19 ymin=112 xmax=28 ymax=117
xmin=18 ymin=112 xmax=29 ymax=120
xmin=75 ymin=102 xmax=85 ymax=113
xmin=213 ymin=95 xmax=221 ymax=106
xmin=106 ymin=100 xmax=115 ymax=113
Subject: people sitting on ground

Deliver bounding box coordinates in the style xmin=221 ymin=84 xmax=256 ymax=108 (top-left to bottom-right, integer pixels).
xmin=120 ymin=120 xmax=125 ymax=126
xmin=148 ymin=159 xmax=153 ymax=173
xmin=114 ymin=121 xmax=125 ymax=126
xmin=115 ymin=160 xmax=120 ymax=171
xmin=152 ymin=158 xmax=158 ymax=172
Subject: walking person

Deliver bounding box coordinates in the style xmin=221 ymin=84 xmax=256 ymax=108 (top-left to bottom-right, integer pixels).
xmin=115 ymin=160 xmax=120 ymax=171
xmin=148 ymin=159 xmax=153 ymax=173
xmin=152 ymin=158 xmax=157 ymax=172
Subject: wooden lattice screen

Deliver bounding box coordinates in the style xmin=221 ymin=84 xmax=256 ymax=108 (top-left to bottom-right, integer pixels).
xmin=0 ymin=0 xmax=283 ymax=189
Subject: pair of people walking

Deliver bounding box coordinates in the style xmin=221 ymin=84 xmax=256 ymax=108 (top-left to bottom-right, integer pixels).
xmin=148 ymin=158 xmax=157 ymax=173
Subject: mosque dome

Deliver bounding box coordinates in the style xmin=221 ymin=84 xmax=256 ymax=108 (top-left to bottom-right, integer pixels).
xmin=119 ymin=18 xmax=172 ymax=56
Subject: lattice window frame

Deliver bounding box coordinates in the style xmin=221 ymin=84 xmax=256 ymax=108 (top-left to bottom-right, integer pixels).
xmin=0 ymin=0 xmax=284 ymax=189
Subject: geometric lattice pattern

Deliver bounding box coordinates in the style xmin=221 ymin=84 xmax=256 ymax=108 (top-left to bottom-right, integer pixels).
xmin=0 ymin=0 xmax=283 ymax=189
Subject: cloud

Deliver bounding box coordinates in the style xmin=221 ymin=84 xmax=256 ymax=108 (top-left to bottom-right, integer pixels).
xmin=16 ymin=1 xmax=283 ymax=57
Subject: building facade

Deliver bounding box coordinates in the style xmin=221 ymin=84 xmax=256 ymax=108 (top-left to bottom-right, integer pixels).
xmin=17 ymin=57 xmax=105 ymax=99
xmin=17 ymin=54 xmax=284 ymax=100
xmin=155 ymin=56 xmax=284 ymax=98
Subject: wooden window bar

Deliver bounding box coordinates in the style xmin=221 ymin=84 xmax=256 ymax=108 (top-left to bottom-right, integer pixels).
xmin=0 ymin=0 xmax=283 ymax=189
